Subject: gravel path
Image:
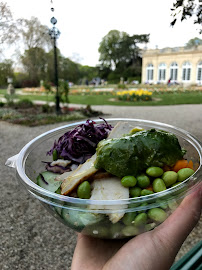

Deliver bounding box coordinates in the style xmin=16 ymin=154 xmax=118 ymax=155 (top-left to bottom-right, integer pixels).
xmin=0 ymin=104 xmax=201 ymax=270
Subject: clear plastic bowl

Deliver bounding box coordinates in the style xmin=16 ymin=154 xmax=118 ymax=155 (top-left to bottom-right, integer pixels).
xmin=6 ymin=118 xmax=202 ymax=239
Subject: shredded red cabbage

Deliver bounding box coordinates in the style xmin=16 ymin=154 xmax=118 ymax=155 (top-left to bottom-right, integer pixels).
xmin=47 ymin=118 xmax=113 ymax=164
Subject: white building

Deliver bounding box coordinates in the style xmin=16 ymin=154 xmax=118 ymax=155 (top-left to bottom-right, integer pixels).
xmin=141 ymin=45 xmax=202 ymax=85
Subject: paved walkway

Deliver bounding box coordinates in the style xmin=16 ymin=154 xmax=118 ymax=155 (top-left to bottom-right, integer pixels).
xmin=0 ymin=104 xmax=202 ymax=270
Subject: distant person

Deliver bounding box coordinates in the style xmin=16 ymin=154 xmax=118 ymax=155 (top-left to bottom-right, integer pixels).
xmin=167 ymin=78 xmax=171 ymax=85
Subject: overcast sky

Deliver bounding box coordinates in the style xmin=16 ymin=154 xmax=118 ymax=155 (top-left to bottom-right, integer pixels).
xmin=4 ymin=0 xmax=201 ymax=66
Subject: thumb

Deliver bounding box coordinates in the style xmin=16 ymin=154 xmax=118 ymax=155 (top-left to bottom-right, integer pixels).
xmin=154 ymin=185 xmax=202 ymax=256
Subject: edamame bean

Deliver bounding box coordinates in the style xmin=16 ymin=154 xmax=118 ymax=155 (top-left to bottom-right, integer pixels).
xmin=121 ymin=176 xmax=137 ymax=187
xmin=141 ymin=189 xmax=154 ymax=196
xmin=156 ymin=199 xmax=168 ymax=210
xmin=122 ymin=225 xmax=139 ymax=237
xmin=52 ymin=149 xmax=58 ymax=161
xmin=122 ymin=212 xmax=137 ymax=226
xmin=153 ymin=178 xmax=167 ymax=193
xmin=137 ymin=174 xmax=150 ymax=188
xmin=77 ymin=181 xmax=91 ymax=199
xmin=162 ymin=171 xmax=178 ymax=187
xmin=110 ymin=223 xmax=123 ymax=238
xmin=137 ymin=202 xmax=148 ymax=214
xmin=129 ymin=187 xmax=142 ymax=197
xmin=177 ymin=168 xmax=195 ymax=182
xmin=133 ymin=212 xmax=147 ymax=227
xmin=168 ymin=199 xmax=178 ymax=211
xmin=145 ymin=223 xmax=156 ymax=232
xmin=146 ymin=167 xmax=164 ymax=177
xmin=148 ymin=208 xmax=167 ymax=223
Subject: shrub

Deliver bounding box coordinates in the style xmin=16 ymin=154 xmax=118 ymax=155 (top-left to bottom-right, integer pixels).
xmin=17 ymin=99 xmax=34 ymax=109
xmin=41 ymin=104 xmax=54 ymax=113
xmin=117 ymin=84 xmax=128 ymax=90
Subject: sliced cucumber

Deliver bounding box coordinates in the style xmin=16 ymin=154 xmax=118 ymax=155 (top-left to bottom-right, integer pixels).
xmin=37 ymin=171 xmax=62 ymax=192
xmin=61 ymin=209 xmax=104 ymax=231
xmin=62 ymin=209 xmax=85 ymax=231
xmin=79 ymin=212 xmax=104 ymax=226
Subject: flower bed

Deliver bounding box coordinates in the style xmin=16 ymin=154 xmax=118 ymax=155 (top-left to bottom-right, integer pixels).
xmin=69 ymin=88 xmax=115 ymax=95
xmin=117 ymin=89 xmax=152 ymax=101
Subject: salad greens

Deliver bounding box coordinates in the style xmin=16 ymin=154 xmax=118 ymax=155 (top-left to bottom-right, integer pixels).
xmin=95 ymin=129 xmax=186 ymax=178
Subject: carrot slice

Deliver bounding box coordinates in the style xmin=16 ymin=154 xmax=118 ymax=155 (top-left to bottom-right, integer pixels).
xmin=172 ymin=159 xmax=188 ymax=172
xmin=146 ymin=185 xmax=153 ymax=192
xmin=186 ymin=160 xmax=194 ymax=170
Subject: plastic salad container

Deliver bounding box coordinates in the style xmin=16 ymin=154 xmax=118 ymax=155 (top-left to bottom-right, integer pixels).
xmin=5 ymin=118 xmax=202 ymax=239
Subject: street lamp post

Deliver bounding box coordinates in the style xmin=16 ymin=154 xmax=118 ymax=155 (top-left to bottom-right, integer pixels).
xmin=49 ymin=16 xmax=61 ymax=115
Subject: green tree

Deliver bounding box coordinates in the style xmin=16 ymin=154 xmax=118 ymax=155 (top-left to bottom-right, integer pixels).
xmin=79 ymin=65 xmax=99 ymax=82
xmin=98 ymin=30 xmax=128 ymax=69
xmin=59 ymin=57 xmax=80 ymax=83
xmin=185 ymin=37 xmax=202 ymax=48
xmin=21 ymin=47 xmax=47 ymax=85
xmin=0 ymin=59 xmax=14 ymax=86
xmin=98 ymin=30 xmax=149 ymax=81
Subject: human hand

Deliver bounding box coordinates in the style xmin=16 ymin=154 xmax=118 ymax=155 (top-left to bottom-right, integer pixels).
xmin=71 ymin=187 xmax=202 ymax=270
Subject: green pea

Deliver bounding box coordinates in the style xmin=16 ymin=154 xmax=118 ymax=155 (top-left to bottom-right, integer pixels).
xmin=130 ymin=187 xmax=142 ymax=197
xmin=148 ymin=208 xmax=167 ymax=223
xmin=52 ymin=149 xmax=58 ymax=161
xmin=121 ymin=176 xmax=137 ymax=187
xmin=141 ymin=189 xmax=154 ymax=196
xmin=133 ymin=213 xmax=147 ymax=227
xmin=162 ymin=171 xmax=178 ymax=187
xmin=153 ymin=178 xmax=167 ymax=193
xmin=77 ymin=181 xmax=91 ymax=199
xmin=122 ymin=212 xmax=136 ymax=226
xmin=146 ymin=167 xmax=164 ymax=177
xmin=137 ymin=174 xmax=150 ymax=188
xmin=177 ymin=168 xmax=195 ymax=182
xmin=122 ymin=225 xmax=139 ymax=237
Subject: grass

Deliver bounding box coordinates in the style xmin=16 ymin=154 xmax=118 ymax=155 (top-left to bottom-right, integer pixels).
xmin=1 ymin=88 xmax=202 ymax=106
xmin=4 ymin=92 xmax=202 ymax=106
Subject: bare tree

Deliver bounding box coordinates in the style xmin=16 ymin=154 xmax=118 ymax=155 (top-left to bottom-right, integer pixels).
xmin=18 ymin=17 xmax=52 ymax=51
xmin=0 ymin=2 xmax=19 ymax=45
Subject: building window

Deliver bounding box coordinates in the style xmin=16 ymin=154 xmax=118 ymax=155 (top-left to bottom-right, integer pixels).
xmin=182 ymin=61 xmax=191 ymax=81
xmin=197 ymin=61 xmax=202 ymax=84
xmin=158 ymin=63 xmax=166 ymax=82
xmin=170 ymin=62 xmax=178 ymax=82
xmin=146 ymin=63 xmax=154 ymax=82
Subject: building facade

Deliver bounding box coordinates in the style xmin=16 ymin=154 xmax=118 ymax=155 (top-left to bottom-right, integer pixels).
xmin=141 ymin=45 xmax=202 ymax=85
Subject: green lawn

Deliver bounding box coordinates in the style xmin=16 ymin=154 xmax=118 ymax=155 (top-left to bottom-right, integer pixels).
xmin=1 ymin=89 xmax=202 ymax=106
